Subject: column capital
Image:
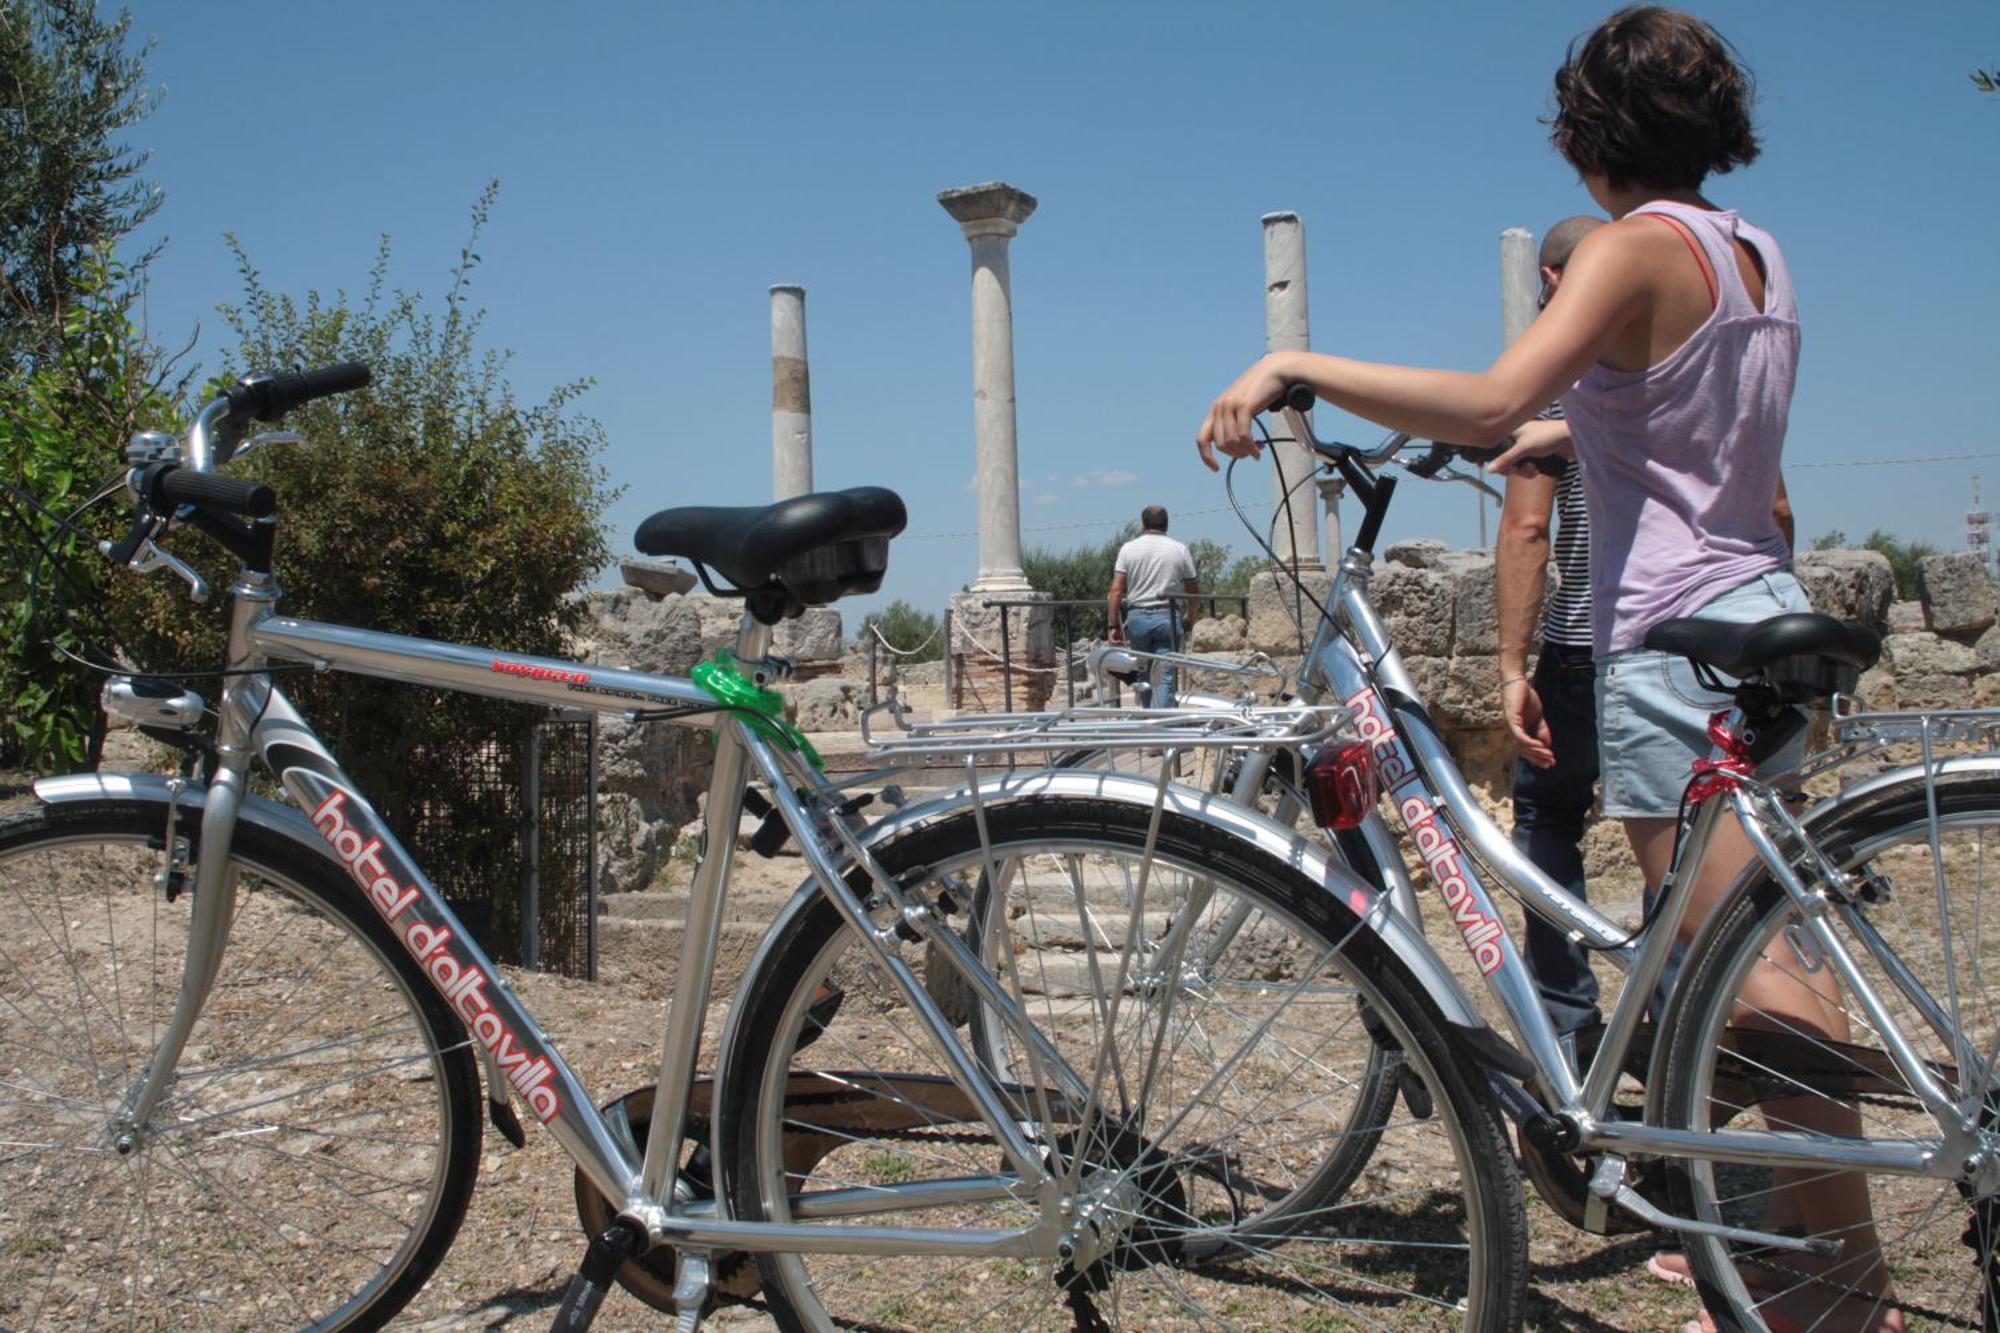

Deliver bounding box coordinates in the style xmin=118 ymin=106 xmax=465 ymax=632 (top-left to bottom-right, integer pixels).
xmin=938 ymin=181 xmax=1038 ymax=240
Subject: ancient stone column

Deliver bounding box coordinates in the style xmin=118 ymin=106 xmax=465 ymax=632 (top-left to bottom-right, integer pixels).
xmin=1246 ymin=212 xmax=1334 ymax=654
xmin=767 ymin=285 xmax=844 ymax=671
xmin=770 ymin=284 xmax=813 ymax=501
xmin=1262 ymin=212 xmax=1326 ymax=572
xmin=939 ymin=182 xmax=1036 ymax=592
xmin=1499 ymin=227 xmax=1538 ymax=347
xmin=939 ymin=181 xmax=1052 ymax=710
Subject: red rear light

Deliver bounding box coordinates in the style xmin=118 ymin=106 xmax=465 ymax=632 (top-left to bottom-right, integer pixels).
xmin=1307 ymin=739 xmax=1378 ymax=830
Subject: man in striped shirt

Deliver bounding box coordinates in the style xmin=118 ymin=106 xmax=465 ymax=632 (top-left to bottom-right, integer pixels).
xmin=1498 ymin=217 xmax=1607 ymax=1059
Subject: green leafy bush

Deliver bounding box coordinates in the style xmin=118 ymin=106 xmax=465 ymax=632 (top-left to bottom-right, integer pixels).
xmin=110 ymin=188 xmax=616 ymax=921
xmin=0 ymin=253 xmax=178 ymax=770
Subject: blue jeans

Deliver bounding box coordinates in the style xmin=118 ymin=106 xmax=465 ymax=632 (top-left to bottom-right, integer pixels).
xmin=1511 ymin=641 xmax=1603 ymax=1037
xmin=1123 ymin=607 xmax=1181 ymax=707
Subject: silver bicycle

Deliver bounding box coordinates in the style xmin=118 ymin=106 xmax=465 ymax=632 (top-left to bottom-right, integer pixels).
xmin=1225 ymin=383 xmax=2000 ymax=1331
xmin=0 ymin=367 xmax=1527 ymax=1330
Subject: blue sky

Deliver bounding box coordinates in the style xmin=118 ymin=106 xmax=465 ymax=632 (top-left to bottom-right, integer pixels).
xmin=126 ymin=1 xmax=1998 ymax=623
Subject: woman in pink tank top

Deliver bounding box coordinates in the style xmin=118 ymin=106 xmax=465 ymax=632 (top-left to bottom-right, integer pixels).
xmin=1196 ymin=8 xmax=1901 ymax=1330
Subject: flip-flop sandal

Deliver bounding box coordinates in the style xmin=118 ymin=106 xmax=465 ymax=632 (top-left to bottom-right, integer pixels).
xmin=1650 ymin=1251 xmax=1694 ymax=1287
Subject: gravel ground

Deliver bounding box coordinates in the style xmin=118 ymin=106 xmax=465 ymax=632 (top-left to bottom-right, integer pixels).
xmin=401 ymin=856 xmax=1703 ymax=1333
xmin=0 ymin=769 xmax=1737 ymax=1331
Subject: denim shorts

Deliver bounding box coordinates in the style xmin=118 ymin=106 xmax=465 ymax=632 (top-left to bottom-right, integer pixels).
xmin=1595 ymin=568 xmax=1811 ymax=819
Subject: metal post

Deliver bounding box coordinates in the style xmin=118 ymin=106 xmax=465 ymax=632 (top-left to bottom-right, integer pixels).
xmin=998 ymin=604 xmax=1013 ymax=713
xmin=521 ymin=721 xmax=542 ymax=972
xmin=585 ymin=713 xmax=597 ymax=981
xmin=1063 ymin=605 xmax=1075 ymax=708
xmin=944 ymin=608 xmax=956 ymax=709
xmin=868 ymin=631 xmax=879 ymax=708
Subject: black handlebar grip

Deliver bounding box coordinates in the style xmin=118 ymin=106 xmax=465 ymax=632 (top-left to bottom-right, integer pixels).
xmin=1405 ymin=442 xmax=1455 ymax=479
xmin=152 ymin=464 xmax=277 ymax=518
xmin=1275 ymin=382 xmax=1316 ymax=415
xmin=223 ymin=362 xmax=372 ymax=423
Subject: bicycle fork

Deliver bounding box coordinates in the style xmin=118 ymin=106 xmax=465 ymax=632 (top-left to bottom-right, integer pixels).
xmin=118 ymin=585 xmax=277 ymax=1142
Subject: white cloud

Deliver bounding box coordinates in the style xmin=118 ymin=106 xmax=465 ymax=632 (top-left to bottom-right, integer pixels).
xmin=1066 ymin=469 xmax=1140 ymax=489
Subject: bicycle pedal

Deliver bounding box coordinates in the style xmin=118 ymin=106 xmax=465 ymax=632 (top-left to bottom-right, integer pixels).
xmin=672 ymin=1252 xmax=714 ymax=1332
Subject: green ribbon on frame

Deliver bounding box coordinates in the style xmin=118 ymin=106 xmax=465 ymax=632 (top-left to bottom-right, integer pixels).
xmin=691 ymin=651 xmax=824 ymax=772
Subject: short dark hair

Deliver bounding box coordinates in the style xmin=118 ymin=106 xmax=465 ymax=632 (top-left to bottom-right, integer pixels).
xmin=1141 ymin=505 xmax=1168 ymax=532
xmin=1550 ymin=6 xmax=1759 ymax=192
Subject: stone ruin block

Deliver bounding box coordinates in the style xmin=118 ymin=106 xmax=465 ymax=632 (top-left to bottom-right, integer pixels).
xmin=1367 ymin=565 xmax=1454 ymax=658
xmin=1794 ymin=549 xmax=1894 ymax=629
xmin=1918 ymin=551 xmax=1996 ymax=638
xmin=1246 ymin=569 xmax=1335 ymax=655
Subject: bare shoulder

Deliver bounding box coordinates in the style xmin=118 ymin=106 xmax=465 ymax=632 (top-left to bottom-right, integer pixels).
xmin=1570 ymin=215 xmax=1679 ymax=271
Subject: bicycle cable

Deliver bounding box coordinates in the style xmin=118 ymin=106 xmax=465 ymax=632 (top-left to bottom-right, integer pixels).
xmin=4 ymin=472 xmax=319 ymax=684
xmin=1221 ymin=418 xmax=1338 ymax=645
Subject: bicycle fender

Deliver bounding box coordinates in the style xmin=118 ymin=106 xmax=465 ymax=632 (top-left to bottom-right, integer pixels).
xmin=31 ymin=770 xmax=339 ymax=865
xmin=727 ymin=769 xmax=1487 ymax=1045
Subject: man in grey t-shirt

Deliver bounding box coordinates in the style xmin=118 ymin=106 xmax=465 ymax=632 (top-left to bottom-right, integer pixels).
xmin=1107 ymin=506 xmax=1199 ymax=707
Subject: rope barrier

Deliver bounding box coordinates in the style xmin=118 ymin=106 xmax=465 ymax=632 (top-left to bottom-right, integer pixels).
xmin=867 ymin=620 xmax=942 ymax=658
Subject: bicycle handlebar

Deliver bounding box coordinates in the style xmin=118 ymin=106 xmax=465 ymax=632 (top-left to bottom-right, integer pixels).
xmin=149 ymin=464 xmax=278 ymax=518
xmin=221 ymin=363 xmax=372 ymax=427
xmin=105 ymin=363 xmax=373 ymax=581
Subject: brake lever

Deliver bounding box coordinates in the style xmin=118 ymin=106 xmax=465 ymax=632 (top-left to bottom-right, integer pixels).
xmin=128 ymin=539 xmax=211 ymax=603
xmin=1429 ymin=463 xmax=1503 ymax=504
xmin=231 ymin=429 xmax=306 ymax=462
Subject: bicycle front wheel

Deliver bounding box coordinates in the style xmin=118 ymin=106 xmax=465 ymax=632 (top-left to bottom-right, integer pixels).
xmin=721 ymin=793 xmax=1525 ymax=1330
xmin=966 ymin=756 xmax=1406 ymax=1244
xmin=0 ymin=797 xmax=481 ymax=1331
xmin=1658 ymin=774 xmax=2000 ymax=1331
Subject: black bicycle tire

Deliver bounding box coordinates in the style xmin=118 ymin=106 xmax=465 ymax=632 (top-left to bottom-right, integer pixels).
xmin=1655 ymin=772 xmax=2000 ymax=1332
xmin=718 ymin=794 xmax=1527 ymax=1331
xmin=0 ymin=796 xmax=483 ymax=1332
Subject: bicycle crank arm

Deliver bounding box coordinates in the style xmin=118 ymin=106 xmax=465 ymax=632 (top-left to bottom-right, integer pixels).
xmin=1587 ymin=1155 xmax=1838 ymax=1257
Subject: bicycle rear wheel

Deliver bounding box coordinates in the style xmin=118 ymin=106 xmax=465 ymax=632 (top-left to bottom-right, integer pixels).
xmin=1658 ymin=774 xmax=2000 ymax=1331
xmin=721 ymin=794 xmax=1525 ymax=1330
xmin=0 ymin=798 xmax=481 ymax=1330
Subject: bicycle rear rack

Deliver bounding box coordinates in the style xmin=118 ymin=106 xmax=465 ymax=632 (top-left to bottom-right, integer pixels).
xmin=859 ymin=700 xmax=1351 ymax=762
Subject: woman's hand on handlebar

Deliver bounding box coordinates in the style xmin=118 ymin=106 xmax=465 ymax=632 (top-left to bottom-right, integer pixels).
xmin=1486 ymin=417 xmax=1574 ymax=477
xmin=1197 ymin=353 xmax=1300 ymax=471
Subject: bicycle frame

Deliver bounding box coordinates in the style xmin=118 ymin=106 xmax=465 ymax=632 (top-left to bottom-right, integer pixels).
xmin=1293 ymin=544 xmax=1970 ymax=1185
xmin=124 ymin=567 xmax=1131 ymax=1261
